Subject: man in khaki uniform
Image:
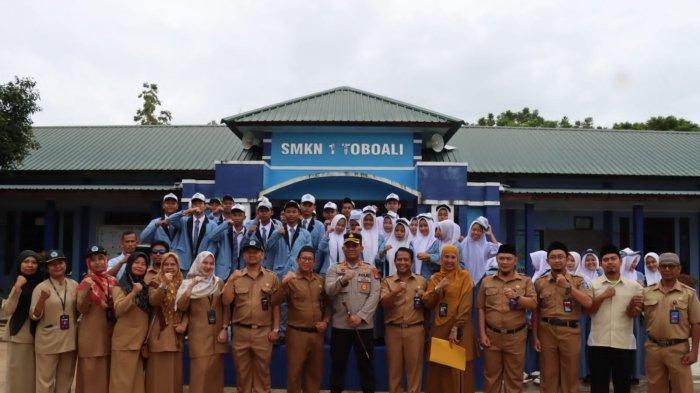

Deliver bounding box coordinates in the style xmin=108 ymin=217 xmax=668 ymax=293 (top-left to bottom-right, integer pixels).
xmin=477 ymin=244 xmax=537 ymax=393
xmin=641 ymin=252 xmax=700 ymax=393
xmin=223 ymin=238 xmax=281 ymax=393
xmin=272 ymin=245 xmax=331 ymax=393
xmin=533 ymin=241 xmax=593 ymax=393
xmin=380 ymin=246 xmax=427 ymax=393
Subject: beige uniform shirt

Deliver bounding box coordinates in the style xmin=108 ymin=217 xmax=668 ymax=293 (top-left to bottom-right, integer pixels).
xmin=325 ymin=261 xmax=381 ymax=329
xmin=76 ymin=284 xmax=114 ymax=357
xmin=230 ymin=267 xmax=279 ymax=327
xmin=30 ymin=278 xmax=79 ymax=355
xmin=380 ymin=274 xmax=427 ymax=325
xmin=588 ymin=275 xmax=643 ymax=349
xmin=535 ymin=272 xmax=592 ymax=320
xmin=272 ymin=272 xmax=330 ymax=328
xmin=643 ymin=281 xmax=700 ymax=340
xmin=177 ymin=280 xmax=229 ymax=358
xmin=477 ymin=272 xmax=536 ymax=330
xmin=2 ymin=286 xmax=34 ymax=343
xmin=111 ymin=286 xmax=150 ymax=351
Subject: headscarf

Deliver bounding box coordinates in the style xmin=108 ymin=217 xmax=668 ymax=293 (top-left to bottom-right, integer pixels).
xmin=576 ymin=249 xmax=600 ymax=283
xmin=349 ymin=209 xmax=362 ymax=227
xmin=437 ymin=220 xmax=460 ymax=247
xmin=328 ymin=214 xmax=347 ymax=264
xmin=460 ymin=217 xmax=492 ymax=284
xmin=77 ymin=253 xmax=119 ymax=310
xmin=385 ymin=218 xmax=412 ymax=276
xmin=430 ymin=244 xmax=473 ymax=326
xmin=411 ymin=214 xmax=436 ymax=274
xmin=382 ymin=212 xmax=398 ymax=237
xmin=530 ymin=250 xmax=550 ymax=282
xmin=643 ymin=252 xmax=661 ymax=286
xmin=118 ymin=252 xmax=151 ymax=314
xmin=621 ymin=247 xmax=641 ymax=282
xmin=9 ymin=250 xmax=43 ymax=337
xmin=360 ymin=210 xmax=380 ymax=262
xmin=175 ymin=251 xmax=221 ymax=309
xmin=434 ymin=206 xmax=462 ymax=244
xmin=150 ymin=252 xmax=184 ymax=329
xmin=409 ymin=217 xmax=418 ymax=236
xmin=567 ymin=251 xmax=581 ymax=275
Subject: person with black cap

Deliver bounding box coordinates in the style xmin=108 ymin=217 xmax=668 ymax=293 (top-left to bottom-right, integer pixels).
xmin=140 ymin=193 xmax=180 ymax=249
xmin=532 ymin=241 xmax=593 ymax=393
xmin=75 ymin=245 xmax=117 ymax=393
xmin=340 ymin=197 xmax=355 ymax=221
xmin=641 ymin=252 xmax=700 ymax=393
xmin=30 ymin=250 xmax=79 ymax=393
xmin=477 ymin=243 xmax=537 ymax=393
xmin=2 ymin=249 xmax=43 ymax=393
xmin=325 ymin=232 xmax=381 ymax=393
xmin=206 ymin=196 xmax=224 ymax=223
xmin=241 ymin=197 xmax=282 ymax=269
xmin=222 ymin=238 xmax=281 ymax=393
xmin=209 ymin=203 xmax=248 ymax=278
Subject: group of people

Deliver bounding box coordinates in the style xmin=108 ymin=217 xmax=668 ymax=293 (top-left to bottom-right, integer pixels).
xmin=1 ymin=191 xmax=699 ymax=393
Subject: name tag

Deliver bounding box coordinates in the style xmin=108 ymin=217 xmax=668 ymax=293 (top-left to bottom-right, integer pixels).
xmin=439 ymin=303 xmax=448 ymax=317
xmin=207 ymin=309 xmax=217 ymax=325
xmin=59 ymin=314 xmax=70 ymax=330
xmin=670 ymin=309 xmax=681 ymax=325
xmin=563 ymin=298 xmax=573 ymax=313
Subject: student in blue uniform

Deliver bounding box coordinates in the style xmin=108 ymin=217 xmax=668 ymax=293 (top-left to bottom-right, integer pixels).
xmin=411 ymin=213 xmax=440 ymax=278
xmin=241 ymin=198 xmax=282 ymax=270
xmin=359 ymin=206 xmax=381 ymax=263
xmin=165 ymin=192 xmax=228 ymax=271
xmin=322 ymin=201 xmax=338 ymax=227
xmin=206 ymin=196 xmax=224 ymax=223
xmin=300 ymin=193 xmax=325 ymax=251
xmin=208 ymin=202 xmax=247 ymax=278
xmin=140 ymin=193 xmax=180 ymax=248
xmin=316 ymin=214 xmax=347 ymax=276
xmin=384 ymin=193 xmax=401 ymax=215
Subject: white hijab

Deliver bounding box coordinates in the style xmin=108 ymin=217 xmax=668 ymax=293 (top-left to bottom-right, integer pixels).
xmin=531 ymin=250 xmax=550 ymax=282
xmin=576 ymin=249 xmax=600 ymax=283
xmin=460 ymin=217 xmax=491 ymax=283
xmin=382 ymin=212 xmax=398 ymax=238
xmin=434 ymin=206 xmax=462 ymax=244
xmin=360 ymin=210 xmax=380 ymax=262
xmin=621 ymin=247 xmax=642 ymax=282
xmin=385 ymin=219 xmax=412 ymax=276
xmin=437 ymin=220 xmax=460 ymax=247
xmin=411 ymin=214 xmax=437 ymax=273
xmin=328 ymin=214 xmax=347 ymax=264
xmin=643 ymin=252 xmax=661 ymax=286
xmin=175 ymin=251 xmax=221 ymax=310
xmin=567 ymin=251 xmax=581 ymax=275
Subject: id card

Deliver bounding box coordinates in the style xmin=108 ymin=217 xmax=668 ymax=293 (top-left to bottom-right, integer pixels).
xmin=207 ymin=309 xmax=217 ymax=325
xmin=59 ymin=314 xmax=70 ymax=330
xmin=261 ymin=297 xmax=269 ymax=311
xmin=509 ymin=298 xmax=519 ymax=310
xmin=563 ymin=298 xmax=573 ymax=313
xmin=413 ymin=295 xmax=423 ymax=310
xmin=670 ymin=309 xmax=681 ymax=325
xmin=439 ymin=303 xmax=448 ymax=317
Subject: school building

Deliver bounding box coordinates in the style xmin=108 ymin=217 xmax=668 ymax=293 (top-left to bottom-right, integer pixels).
xmin=2 ymin=85 xmax=699 ymax=290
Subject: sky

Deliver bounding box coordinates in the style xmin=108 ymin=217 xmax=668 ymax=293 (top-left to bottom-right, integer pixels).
xmin=2 ymin=0 xmax=699 ymax=127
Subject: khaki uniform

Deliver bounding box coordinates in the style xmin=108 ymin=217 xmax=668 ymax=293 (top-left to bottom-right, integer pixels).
xmin=477 ymin=272 xmax=536 ymax=393
xmin=176 ymin=279 xmax=229 ymax=393
xmin=144 ymin=267 xmax=158 ymax=285
xmin=229 ymin=268 xmax=279 ymax=393
xmin=109 ymin=286 xmax=149 ymax=393
xmin=76 ymin=283 xmax=115 ymax=393
xmin=534 ymin=272 xmax=591 ymax=393
xmin=271 ymin=272 xmax=330 ymax=393
xmin=380 ymin=273 xmax=427 ymax=393
xmin=2 ymin=286 xmax=36 ymax=393
xmin=30 ymin=278 xmax=79 ymax=393
xmin=643 ymin=281 xmax=700 ymax=393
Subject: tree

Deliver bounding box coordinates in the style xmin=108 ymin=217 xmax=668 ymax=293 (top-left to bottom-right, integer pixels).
xmin=476 ymin=108 xmax=595 ymax=129
xmin=134 ymin=82 xmax=172 ymax=125
xmin=613 ymin=116 xmax=699 ymax=131
xmin=0 ymin=76 xmax=41 ymax=170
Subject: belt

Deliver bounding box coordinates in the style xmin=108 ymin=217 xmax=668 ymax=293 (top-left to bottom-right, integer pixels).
xmin=486 ymin=323 xmax=527 ymax=334
xmin=289 ymin=325 xmax=319 ymax=333
xmin=648 ymin=336 xmax=688 ymax=347
xmin=541 ymin=317 xmax=579 ymax=328
xmin=387 ymin=321 xmax=423 ymax=329
xmin=235 ymin=323 xmax=269 ymax=330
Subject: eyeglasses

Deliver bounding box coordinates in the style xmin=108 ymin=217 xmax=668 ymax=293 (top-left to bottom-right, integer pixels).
xmin=151 ymin=249 xmax=167 ymax=255
xmin=659 ymin=264 xmax=678 ymax=270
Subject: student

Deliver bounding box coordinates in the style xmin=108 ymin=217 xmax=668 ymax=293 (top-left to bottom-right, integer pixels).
xmin=316 ymin=214 xmax=347 ymax=276
xmin=384 ymin=193 xmax=401 ymax=215
xmin=340 ymin=197 xmax=355 ymax=221
xmin=409 ymin=217 xmax=418 ymax=237
xmin=360 ymin=206 xmax=381 ymax=263
xmin=620 ymin=247 xmax=646 ymax=383
xmin=575 ymin=248 xmax=602 ymax=381
xmin=300 ymin=193 xmax=326 ymax=250
xmin=107 ymin=230 xmax=138 ymax=279
xmin=460 ymin=216 xmax=500 ymax=285
xmin=381 ymin=212 xmax=398 ymax=239
xmin=567 ymin=251 xmax=581 ymax=275
xmin=3 ymin=250 xmax=43 ymax=393
xmin=435 ymin=204 xmax=462 ymax=243
xmin=207 ymin=197 xmax=224 ymax=223
xmin=348 ymin=209 xmax=362 ymax=233
xmin=31 ymin=251 xmax=79 ymax=393
xmin=377 ymin=218 xmax=412 ymax=277
xmin=322 ymin=201 xmax=338 ymax=226
xmin=643 ymin=252 xmax=661 ymax=286
xmin=436 ymin=220 xmax=463 ymax=267
xmin=209 ymin=203 xmax=247 ymax=278
xmin=412 ymin=214 xmax=440 ymax=278
xmin=241 ymin=198 xmax=282 ymax=269
xmin=140 ymin=193 xmax=180 ymax=248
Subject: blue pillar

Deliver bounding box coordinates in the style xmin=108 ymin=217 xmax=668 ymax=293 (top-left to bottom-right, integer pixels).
xmin=43 ymin=200 xmax=56 ymax=252
xmin=633 ymin=205 xmax=645 ymax=273
xmin=416 ymin=204 xmax=429 ymax=214
xmin=79 ymin=206 xmax=90 ymax=278
xmin=506 ymin=209 xmax=516 ymax=246
xmin=603 ymin=210 xmax=613 ymax=243
xmin=485 ymin=205 xmax=501 ymax=240
xmin=457 ymin=205 xmax=469 ymax=233
xmin=525 ymin=203 xmax=535 ymax=276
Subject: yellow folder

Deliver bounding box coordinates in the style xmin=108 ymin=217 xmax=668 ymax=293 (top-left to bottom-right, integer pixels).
xmin=428 ymin=337 xmax=467 ymax=371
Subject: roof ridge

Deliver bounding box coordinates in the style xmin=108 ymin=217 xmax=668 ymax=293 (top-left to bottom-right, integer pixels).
xmin=32 ymin=124 xmax=226 ymax=129
xmin=461 ymin=125 xmax=700 ymax=135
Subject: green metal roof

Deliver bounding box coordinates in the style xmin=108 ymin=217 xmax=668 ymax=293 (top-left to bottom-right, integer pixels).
xmin=0 ymin=184 xmax=175 ymax=191
xmin=504 ymin=188 xmax=700 ymax=196
xmin=222 ymin=86 xmax=464 ymax=137
xmin=16 ymin=125 xmax=256 ymax=171
xmin=427 ymin=126 xmax=700 ymax=177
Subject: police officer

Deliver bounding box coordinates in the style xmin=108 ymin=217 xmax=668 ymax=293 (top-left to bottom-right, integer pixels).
xmin=272 ymin=245 xmax=331 ymax=393
xmin=641 ymin=252 xmax=700 ymax=393
xmin=325 ymin=232 xmax=381 ymax=393
xmin=477 ymin=243 xmax=537 ymax=393
xmin=222 ymin=238 xmax=281 ymax=393
xmin=533 ymin=241 xmax=592 ymax=393
xmin=380 ymin=246 xmax=426 ymax=393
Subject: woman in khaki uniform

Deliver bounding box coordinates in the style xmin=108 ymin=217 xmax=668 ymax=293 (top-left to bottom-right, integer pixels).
xmin=175 ymin=251 xmax=229 ymax=393
xmin=146 ymin=252 xmax=187 ymax=393
xmin=76 ymin=246 xmax=117 ymax=393
xmin=109 ymin=252 xmax=151 ymax=393
xmin=30 ymin=250 xmax=79 ymax=393
xmin=2 ymin=250 xmax=43 ymax=393
xmin=423 ymin=244 xmax=477 ymax=393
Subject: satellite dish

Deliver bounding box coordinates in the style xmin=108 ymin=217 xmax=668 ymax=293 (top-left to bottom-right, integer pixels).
xmin=241 ymin=131 xmax=258 ymax=150
xmin=430 ymin=133 xmax=445 ymax=152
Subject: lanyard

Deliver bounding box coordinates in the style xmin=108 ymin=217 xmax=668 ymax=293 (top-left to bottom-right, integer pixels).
xmin=207 ymin=294 xmax=214 ymax=310
xmin=49 ymin=278 xmax=67 ymax=314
